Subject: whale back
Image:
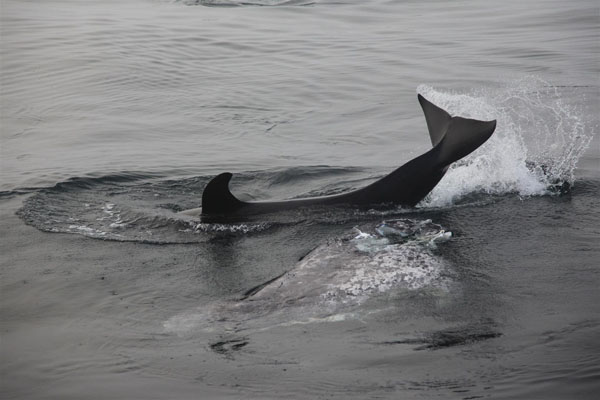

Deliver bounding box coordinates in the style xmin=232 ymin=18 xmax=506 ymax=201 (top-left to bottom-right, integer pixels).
xmin=197 ymin=95 xmax=496 ymax=218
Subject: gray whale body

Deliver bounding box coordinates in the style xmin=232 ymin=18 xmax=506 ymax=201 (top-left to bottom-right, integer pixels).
xmin=184 ymin=94 xmax=496 ymax=220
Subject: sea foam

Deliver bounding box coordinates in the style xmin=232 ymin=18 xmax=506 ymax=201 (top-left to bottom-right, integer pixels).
xmin=418 ymin=77 xmax=594 ymax=207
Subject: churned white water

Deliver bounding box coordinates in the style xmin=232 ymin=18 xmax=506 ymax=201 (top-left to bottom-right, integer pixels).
xmin=419 ymin=78 xmax=594 ymax=207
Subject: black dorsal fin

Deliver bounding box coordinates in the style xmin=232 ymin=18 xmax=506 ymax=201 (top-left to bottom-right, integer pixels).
xmin=418 ymin=93 xmax=452 ymax=147
xmin=201 ymin=172 xmax=244 ymax=215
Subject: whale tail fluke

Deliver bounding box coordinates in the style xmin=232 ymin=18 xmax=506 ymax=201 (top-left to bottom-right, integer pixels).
xmin=436 ymin=116 xmax=496 ymax=166
xmin=418 ymin=94 xmax=496 ymax=167
xmin=201 ymin=172 xmax=244 ymax=215
xmin=418 ymin=94 xmax=452 ymax=147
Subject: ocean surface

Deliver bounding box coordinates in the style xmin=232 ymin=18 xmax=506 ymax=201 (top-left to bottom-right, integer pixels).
xmin=1 ymin=0 xmax=599 ymax=399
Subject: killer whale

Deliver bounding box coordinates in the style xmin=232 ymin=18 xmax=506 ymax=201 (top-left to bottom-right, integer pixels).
xmin=182 ymin=94 xmax=496 ymax=220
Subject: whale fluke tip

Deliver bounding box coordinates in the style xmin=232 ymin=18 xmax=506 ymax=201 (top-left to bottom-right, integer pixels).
xmin=418 ymin=94 xmax=452 ymax=147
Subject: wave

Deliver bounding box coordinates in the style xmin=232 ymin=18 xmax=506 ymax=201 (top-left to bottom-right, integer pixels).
xmin=16 ymin=172 xmax=279 ymax=244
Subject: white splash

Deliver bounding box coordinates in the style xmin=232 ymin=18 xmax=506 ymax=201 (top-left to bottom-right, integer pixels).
xmin=329 ymin=242 xmax=448 ymax=298
xmin=191 ymin=222 xmax=272 ymax=234
xmin=417 ymin=77 xmax=594 ymax=207
xmin=67 ymin=224 xmax=107 ymax=236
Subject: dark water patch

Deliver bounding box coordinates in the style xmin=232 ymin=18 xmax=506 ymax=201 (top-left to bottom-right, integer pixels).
xmin=263 ymin=165 xmax=365 ymax=186
xmin=2 ymin=173 xmax=158 ymax=198
xmin=0 ymin=189 xmax=38 ymax=199
xmin=210 ymin=336 xmax=250 ymax=359
xmin=570 ymin=178 xmax=600 ymax=196
xmin=49 ymin=172 xmax=162 ymax=191
xmin=379 ymin=321 xmax=502 ymax=350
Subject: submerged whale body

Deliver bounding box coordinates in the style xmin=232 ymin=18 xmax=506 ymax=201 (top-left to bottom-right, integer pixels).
xmin=183 ymin=95 xmax=496 ymax=220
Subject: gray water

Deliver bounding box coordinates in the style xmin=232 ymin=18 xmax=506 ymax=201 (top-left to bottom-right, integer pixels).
xmin=1 ymin=0 xmax=599 ymax=399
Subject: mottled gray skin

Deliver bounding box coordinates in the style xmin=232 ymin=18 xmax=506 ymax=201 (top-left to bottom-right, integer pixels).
xmin=181 ymin=95 xmax=496 ymax=220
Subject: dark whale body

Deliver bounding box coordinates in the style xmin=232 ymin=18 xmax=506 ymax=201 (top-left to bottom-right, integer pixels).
xmin=185 ymin=95 xmax=496 ymax=220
